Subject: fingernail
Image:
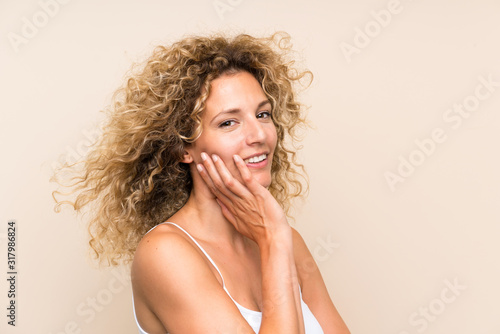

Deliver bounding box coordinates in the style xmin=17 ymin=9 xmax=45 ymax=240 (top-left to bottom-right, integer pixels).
xmin=212 ymin=154 xmax=218 ymax=162
xmin=197 ymin=164 xmax=203 ymax=172
xmin=233 ymin=155 xmax=241 ymax=163
xmin=201 ymin=152 xmax=207 ymax=161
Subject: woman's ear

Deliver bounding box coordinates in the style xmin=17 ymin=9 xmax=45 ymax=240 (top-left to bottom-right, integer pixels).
xmin=180 ymin=149 xmax=194 ymax=164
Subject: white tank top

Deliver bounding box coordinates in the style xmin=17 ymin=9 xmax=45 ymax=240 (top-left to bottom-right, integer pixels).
xmin=133 ymin=222 xmax=324 ymax=334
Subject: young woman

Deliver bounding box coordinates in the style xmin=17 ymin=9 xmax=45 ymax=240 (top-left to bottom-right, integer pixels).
xmin=54 ymin=32 xmax=349 ymax=333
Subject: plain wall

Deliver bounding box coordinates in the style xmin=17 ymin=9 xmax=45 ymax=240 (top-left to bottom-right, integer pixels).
xmin=1 ymin=0 xmax=499 ymax=333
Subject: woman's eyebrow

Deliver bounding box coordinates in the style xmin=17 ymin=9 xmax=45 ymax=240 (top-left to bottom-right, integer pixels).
xmin=210 ymin=108 xmax=241 ymax=125
xmin=256 ymin=99 xmax=272 ymax=110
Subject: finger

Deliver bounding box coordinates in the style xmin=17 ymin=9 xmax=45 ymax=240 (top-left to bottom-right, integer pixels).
xmin=199 ymin=164 xmax=246 ymax=232
xmin=211 ymin=154 xmax=251 ymax=198
xmin=216 ymin=198 xmax=236 ymax=226
xmin=196 ymin=162 xmax=216 ymax=193
xmin=200 ymin=152 xmax=224 ymax=192
xmin=233 ymin=155 xmax=263 ymax=193
xmin=196 ymin=160 xmax=230 ymax=203
xmin=200 ymin=152 xmax=238 ymax=199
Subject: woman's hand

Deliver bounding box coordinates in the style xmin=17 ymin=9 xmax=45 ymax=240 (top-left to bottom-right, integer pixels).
xmin=196 ymin=152 xmax=306 ymax=333
xmin=196 ymin=152 xmax=289 ymax=246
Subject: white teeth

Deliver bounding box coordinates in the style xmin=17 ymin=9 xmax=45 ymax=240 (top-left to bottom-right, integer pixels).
xmin=244 ymin=154 xmax=267 ymax=164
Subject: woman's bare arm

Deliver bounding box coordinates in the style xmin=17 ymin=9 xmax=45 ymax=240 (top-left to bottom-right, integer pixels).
xmin=291 ymin=228 xmax=350 ymax=334
xmin=257 ymin=227 xmax=304 ymax=333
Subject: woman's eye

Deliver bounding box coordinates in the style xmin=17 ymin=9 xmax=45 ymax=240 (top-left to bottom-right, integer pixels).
xmin=219 ymin=120 xmax=235 ymax=128
xmin=257 ymin=111 xmax=271 ymax=119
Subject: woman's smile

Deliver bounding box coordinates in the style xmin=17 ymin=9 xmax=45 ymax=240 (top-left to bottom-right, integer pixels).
xmin=243 ymin=153 xmax=269 ymax=167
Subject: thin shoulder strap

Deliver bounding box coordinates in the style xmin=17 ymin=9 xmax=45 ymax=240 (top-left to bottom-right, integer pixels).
xmin=162 ymin=222 xmax=227 ymax=289
xmin=147 ymin=222 xmax=254 ymax=310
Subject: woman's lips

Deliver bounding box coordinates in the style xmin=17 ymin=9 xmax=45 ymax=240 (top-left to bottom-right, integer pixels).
xmin=244 ymin=153 xmax=267 ymax=164
xmin=244 ymin=154 xmax=268 ymax=168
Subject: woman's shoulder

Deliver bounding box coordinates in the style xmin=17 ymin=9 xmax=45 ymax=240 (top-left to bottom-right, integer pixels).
xmin=130 ymin=222 xmax=251 ymax=332
xmin=134 ymin=223 xmax=195 ymax=262
xmin=131 ymin=222 xmax=226 ymax=311
xmin=131 ymin=223 xmax=212 ymax=285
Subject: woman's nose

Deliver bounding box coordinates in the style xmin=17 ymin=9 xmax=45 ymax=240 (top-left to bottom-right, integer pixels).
xmin=245 ymin=118 xmax=266 ymax=145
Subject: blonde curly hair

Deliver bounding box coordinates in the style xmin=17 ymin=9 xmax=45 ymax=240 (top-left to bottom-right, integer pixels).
xmin=52 ymin=31 xmax=312 ymax=266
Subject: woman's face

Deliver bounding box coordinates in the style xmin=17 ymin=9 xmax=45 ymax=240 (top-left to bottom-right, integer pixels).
xmin=185 ymin=70 xmax=278 ymax=188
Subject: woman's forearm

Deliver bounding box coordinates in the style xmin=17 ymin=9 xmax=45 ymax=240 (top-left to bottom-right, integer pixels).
xmin=258 ymin=227 xmax=305 ymax=334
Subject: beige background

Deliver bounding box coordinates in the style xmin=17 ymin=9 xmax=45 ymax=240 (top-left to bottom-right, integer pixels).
xmin=1 ymin=0 xmax=499 ymax=333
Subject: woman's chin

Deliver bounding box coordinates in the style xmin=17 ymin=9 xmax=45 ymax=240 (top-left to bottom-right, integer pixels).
xmin=254 ymin=175 xmax=272 ymax=189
